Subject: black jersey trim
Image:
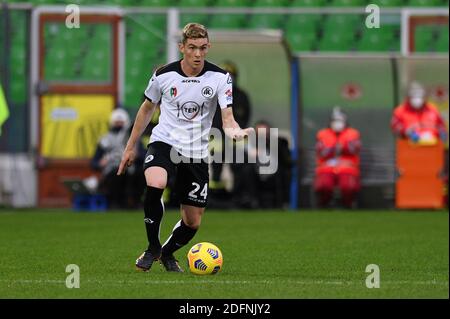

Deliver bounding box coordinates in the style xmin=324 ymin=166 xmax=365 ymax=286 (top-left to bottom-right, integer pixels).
xmin=155 ymin=60 xmax=227 ymax=77
xmin=144 ymin=94 xmax=159 ymax=104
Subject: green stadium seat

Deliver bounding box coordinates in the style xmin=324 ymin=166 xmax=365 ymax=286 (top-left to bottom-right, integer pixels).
xmin=248 ymin=14 xmax=285 ymax=29
xmin=209 ymin=14 xmax=247 ymax=29
xmin=107 ymin=0 xmax=136 ymax=5
xmin=253 ymin=0 xmax=289 ymax=6
xmin=286 ymin=31 xmax=316 ymax=51
xmin=330 ymin=0 xmax=366 ymax=6
xmin=318 ymin=30 xmax=355 ymax=51
xmin=178 ymin=0 xmax=210 ymax=6
xmin=414 ymin=26 xmax=435 ymax=52
xmin=434 ymin=27 xmax=449 ymax=52
xmin=290 ymin=0 xmax=326 ymax=6
xmin=180 ymin=14 xmax=209 ymax=27
xmin=323 ymin=14 xmax=362 ymax=31
xmin=408 ymin=0 xmax=442 ymax=6
xmin=80 ymin=52 xmax=111 ymax=81
xmin=370 ymin=0 xmax=404 ymax=6
xmin=10 ymin=78 xmax=26 ymax=104
xmin=215 ymin=0 xmax=251 ymax=6
xmin=357 ymin=28 xmax=396 ymax=51
xmin=284 ymin=15 xmax=320 ymax=33
xmin=139 ymin=0 xmax=174 ymax=6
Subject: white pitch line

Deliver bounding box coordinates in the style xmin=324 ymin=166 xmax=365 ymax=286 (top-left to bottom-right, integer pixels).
xmin=0 ymin=279 xmax=448 ymax=286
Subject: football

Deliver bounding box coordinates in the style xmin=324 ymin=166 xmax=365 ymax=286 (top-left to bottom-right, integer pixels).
xmin=187 ymin=242 xmax=223 ymax=275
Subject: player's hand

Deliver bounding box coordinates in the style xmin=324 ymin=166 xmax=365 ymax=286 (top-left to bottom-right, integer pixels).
xmin=224 ymin=127 xmax=255 ymax=141
xmin=117 ymin=148 xmax=136 ymax=175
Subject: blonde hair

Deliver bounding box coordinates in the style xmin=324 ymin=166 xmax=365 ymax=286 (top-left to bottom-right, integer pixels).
xmin=181 ymin=23 xmax=209 ymax=44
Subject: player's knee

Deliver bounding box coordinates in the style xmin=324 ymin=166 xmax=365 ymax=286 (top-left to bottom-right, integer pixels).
xmin=147 ymin=180 xmax=167 ymax=189
xmin=186 ymin=220 xmax=201 ymax=229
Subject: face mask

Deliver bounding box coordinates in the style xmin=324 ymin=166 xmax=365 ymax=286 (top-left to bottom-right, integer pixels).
xmin=410 ymin=97 xmax=424 ymax=109
xmin=331 ymin=120 xmax=345 ymax=133
xmin=110 ymin=126 xmax=124 ymax=133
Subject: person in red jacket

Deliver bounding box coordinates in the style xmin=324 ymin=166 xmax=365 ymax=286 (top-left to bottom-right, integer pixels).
xmin=391 ymin=81 xmax=447 ymax=145
xmin=314 ymin=107 xmax=361 ymax=208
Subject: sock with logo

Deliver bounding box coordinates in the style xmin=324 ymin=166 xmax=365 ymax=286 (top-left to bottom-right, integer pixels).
xmin=161 ymin=220 xmax=197 ymax=257
xmin=144 ymin=186 xmax=165 ymax=257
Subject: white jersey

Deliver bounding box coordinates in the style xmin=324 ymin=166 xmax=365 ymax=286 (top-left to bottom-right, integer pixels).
xmin=144 ymin=60 xmax=233 ymax=159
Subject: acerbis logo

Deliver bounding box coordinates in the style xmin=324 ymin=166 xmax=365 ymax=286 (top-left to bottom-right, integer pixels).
xmin=201 ymin=86 xmax=214 ymax=98
xmin=182 ymin=79 xmax=200 ymax=83
xmin=144 ymin=218 xmax=154 ymax=224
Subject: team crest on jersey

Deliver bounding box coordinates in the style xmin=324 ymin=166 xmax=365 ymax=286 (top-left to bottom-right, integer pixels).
xmin=170 ymin=87 xmax=177 ymax=98
xmin=201 ymin=86 xmax=214 ymax=98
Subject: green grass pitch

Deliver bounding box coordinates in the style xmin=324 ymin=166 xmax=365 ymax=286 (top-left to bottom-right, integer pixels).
xmin=0 ymin=209 xmax=448 ymax=298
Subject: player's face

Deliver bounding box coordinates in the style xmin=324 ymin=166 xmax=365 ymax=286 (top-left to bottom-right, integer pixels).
xmin=180 ymin=38 xmax=210 ymax=71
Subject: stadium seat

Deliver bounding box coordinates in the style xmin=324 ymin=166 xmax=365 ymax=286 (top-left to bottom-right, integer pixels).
xmin=180 ymin=14 xmax=209 ymax=27
xmin=248 ymin=14 xmax=285 ymax=29
xmin=10 ymin=78 xmax=26 ymax=104
xmin=253 ymin=0 xmax=289 ymax=6
xmin=434 ymin=27 xmax=449 ymax=52
xmin=284 ymin=14 xmax=320 ymax=33
xmin=323 ymin=14 xmax=362 ymax=31
xmin=209 ymin=14 xmax=247 ymax=29
xmin=414 ymin=26 xmax=435 ymax=52
xmin=329 ymin=0 xmax=366 ymax=6
xmin=286 ymin=31 xmax=316 ymax=51
xmin=356 ymin=27 xmax=397 ymax=51
xmin=408 ymin=0 xmax=442 ymax=6
xmin=290 ymin=0 xmax=327 ymax=6
xmin=317 ymin=30 xmax=355 ymax=51
xmin=215 ymin=0 xmax=251 ymax=6
xmin=178 ymin=0 xmax=210 ymax=6
xmin=139 ymin=0 xmax=175 ymax=6
xmin=370 ymin=0 xmax=403 ymax=6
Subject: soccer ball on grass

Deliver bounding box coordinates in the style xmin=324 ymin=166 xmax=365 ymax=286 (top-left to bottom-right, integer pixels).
xmin=187 ymin=242 xmax=223 ymax=275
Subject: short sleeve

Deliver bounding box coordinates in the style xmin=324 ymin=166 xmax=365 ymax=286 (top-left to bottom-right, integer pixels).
xmin=217 ymin=72 xmax=233 ymax=109
xmin=144 ymin=72 xmax=162 ymax=104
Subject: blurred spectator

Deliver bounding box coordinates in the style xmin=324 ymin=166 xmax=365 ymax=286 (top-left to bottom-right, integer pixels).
xmin=233 ymin=120 xmax=292 ymax=209
xmin=211 ymin=60 xmax=252 ymax=190
xmin=314 ymin=107 xmax=361 ymax=208
xmin=91 ymin=108 xmax=145 ymax=209
xmin=391 ymin=81 xmax=447 ymax=145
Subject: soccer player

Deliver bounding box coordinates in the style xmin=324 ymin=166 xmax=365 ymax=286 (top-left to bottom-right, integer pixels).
xmin=117 ymin=23 xmax=253 ymax=272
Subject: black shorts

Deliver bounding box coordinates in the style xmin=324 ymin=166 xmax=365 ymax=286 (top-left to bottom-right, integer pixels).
xmin=143 ymin=141 xmax=209 ymax=207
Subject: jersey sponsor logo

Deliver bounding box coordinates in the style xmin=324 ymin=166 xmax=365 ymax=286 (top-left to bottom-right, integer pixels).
xmin=178 ymin=101 xmax=205 ymax=120
xmin=170 ymin=87 xmax=177 ymax=98
xmin=225 ymin=88 xmax=233 ymax=102
xmin=201 ymin=86 xmax=214 ymax=98
xmin=182 ymin=79 xmax=200 ymax=83
xmin=145 ymin=155 xmax=154 ymax=163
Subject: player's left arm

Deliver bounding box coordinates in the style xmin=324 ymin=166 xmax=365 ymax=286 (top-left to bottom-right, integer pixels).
xmin=221 ymin=107 xmax=254 ymax=141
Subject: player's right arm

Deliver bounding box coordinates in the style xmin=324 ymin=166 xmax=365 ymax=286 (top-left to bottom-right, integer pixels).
xmin=117 ymin=99 xmax=156 ymax=175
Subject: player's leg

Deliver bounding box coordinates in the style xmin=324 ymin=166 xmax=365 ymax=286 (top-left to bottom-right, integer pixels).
xmin=338 ymin=173 xmax=360 ymax=208
xmin=160 ymin=160 xmax=209 ymax=272
xmin=314 ymin=172 xmax=335 ymax=208
xmin=136 ymin=142 xmax=174 ymax=272
xmin=160 ymin=205 xmax=205 ymax=272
